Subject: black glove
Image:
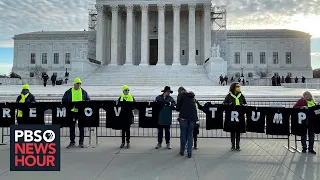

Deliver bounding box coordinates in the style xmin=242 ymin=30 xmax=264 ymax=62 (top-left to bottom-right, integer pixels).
xmin=164 ymin=101 xmax=171 ymax=106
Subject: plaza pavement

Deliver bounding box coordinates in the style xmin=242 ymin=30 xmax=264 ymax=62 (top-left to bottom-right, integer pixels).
xmin=0 ymin=135 xmax=319 ymax=180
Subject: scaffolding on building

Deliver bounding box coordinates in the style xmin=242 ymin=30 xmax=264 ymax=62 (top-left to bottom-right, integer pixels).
xmin=87 ymin=5 xmax=97 ymax=62
xmin=211 ymin=5 xmax=227 ymax=61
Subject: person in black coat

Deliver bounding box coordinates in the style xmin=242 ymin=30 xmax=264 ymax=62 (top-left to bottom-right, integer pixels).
xmin=223 ymin=82 xmax=247 ymax=151
xmin=16 ymin=84 xmax=36 ymax=124
xmin=62 ymin=78 xmax=90 ymax=148
xmin=176 ymin=87 xmax=197 ymax=158
xmin=118 ymin=85 xmax=135 ymax=149
xmin=42 ymin=73 xmax=49 ymax=87
xmin=51 ymin=74 xmax=57 ymax=86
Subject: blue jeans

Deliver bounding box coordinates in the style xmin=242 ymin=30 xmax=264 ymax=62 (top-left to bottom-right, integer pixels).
xmin=179 ymin=119 xmax=195 ymax=153
xmin=158 ymin=125 xmax=170 ymax=144
xmin=301 ymin=129 xmax=314 ymax=150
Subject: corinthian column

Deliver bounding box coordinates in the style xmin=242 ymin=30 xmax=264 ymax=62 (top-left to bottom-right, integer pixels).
xmin=203 ymin=4 xmax=211 ymax=61
xmin=110 ymin=5 xmax=119 ymax=65
xmin=125 ymin=4 xmax=134 ymax=65
xmin=95 ymin=5 xmax=106 ymax=64
xmin=188 ymin=4 xmax=196 ymax=65
xmin=140 ymin=4 xmax=149 ymax=65
xmin=157 ymin=4 xmax=166 ymax=65
xmin=172 ymin=3 xmax=181 ymax=65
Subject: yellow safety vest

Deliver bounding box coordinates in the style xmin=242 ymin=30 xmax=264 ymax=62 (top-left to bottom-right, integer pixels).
xmin=17 ymin=93 xmax=29 ymax=117
xmin=71 ymin=87 xmax=82 ymax=112
xmin=120 ymin=94 xmax=133 ymax=102
xmin=230 ymin=93 xmax=241 ymax=106
xmin=307 ymin=101 xmax=315 ymax=107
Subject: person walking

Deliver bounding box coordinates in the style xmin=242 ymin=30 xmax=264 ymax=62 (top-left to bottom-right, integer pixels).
xmin=223 ymin=82 xmax=247 ymax=151
xmin=176 ymin=87 xmax=197 ymax=158
xmin=51 ymin=73 xmax=57 ymax=86
xmin=16 ymin=84 xmax=36 ymax=123
xmin=118 ymin=85 xmax=135 ymax=149
xmin=63 ymin=77 xmax=90 ymax=148
xmin=42 ymin=73 xmax=49 ymax=87
xmin=295 ymin=76 xmax=298 ymax=83
xmin=154 ymin=86 xmax=176 ymax=149
xmin=293 ymin=91 xmax=317 ymax=154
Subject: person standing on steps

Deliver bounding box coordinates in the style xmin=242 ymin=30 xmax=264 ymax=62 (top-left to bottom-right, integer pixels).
xmin=223 ymin=82 xmax=247 ymax=151
xmin=42 ymin=73 xmax=49 ymax=87
xmin=293 ymin=91 xmax=317 ymax=154
xmin=51 ymin=73 xmax=57 ymax=86
xmin=176 ymin=87 xmax=197 ymax=158
xmin=118 ymin=85 xmax=135 ymax=149
xmin=154 ymin=86 xmax=176 ymax=150
xmin=63 ymin=77 xmax=90 ymax=148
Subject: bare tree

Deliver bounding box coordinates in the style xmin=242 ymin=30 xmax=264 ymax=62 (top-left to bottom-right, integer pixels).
xmin=29 ymin=66 xmax=47 ymax=79
xmin=255 ymin=68 xmax=271 ymax=78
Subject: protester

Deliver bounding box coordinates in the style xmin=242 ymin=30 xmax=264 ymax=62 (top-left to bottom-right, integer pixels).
xmin=118 ymin=85 xmax=135 ymax=149
xmin=271 ymin=75 xmax=276 ymax=86
xmin=224 ymin=76 xmax=228 ymax=85
xmin=62 ymin=77 xmax=90 ymax=148
xmin=176 ymin=87 xmax=197 ymax=158
xmin=295 ymin=76 xmax=298 ymax=83
xmin=154 ymin=86 xmax=176 ymax=149
xmin=16 ymin=84 xmax=36 ymax=120
xmin=223 ymin=82 xmax=247 ymax=151
xmin=42 ymin=73 xmax=49 ymax=87
xmin=219 ymin=75 xmax=223 ymax=85
xmin=293 ymin=91 xmax=316 ymax=154
xmin=51 ymin=73 xmax=57 ymax=86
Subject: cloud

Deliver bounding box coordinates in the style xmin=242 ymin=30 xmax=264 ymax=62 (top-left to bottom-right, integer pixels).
xmin=311 ymin=52 xmax=320 ymax=57
xmin=0 ymin=0 xmax=320 ymax=47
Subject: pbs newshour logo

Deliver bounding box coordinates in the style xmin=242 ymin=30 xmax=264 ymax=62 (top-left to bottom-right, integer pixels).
xmin=10 ymin=125 xmax=60 ymax=171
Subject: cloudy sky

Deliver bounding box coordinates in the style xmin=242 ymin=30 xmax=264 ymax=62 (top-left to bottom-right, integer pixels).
xmin=0 ymin=0 xmax=319 ymax=74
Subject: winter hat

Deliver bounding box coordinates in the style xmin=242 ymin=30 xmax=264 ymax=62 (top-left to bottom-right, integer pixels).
xmin=22 ymin=84 xmax=29 ymax=90
xmin=73 ymin=77 xmax=82 ymax=84
xmin=122 ymin=85 xmax=130 ymax=91
xmin=178 ymin=87 xmax=186 ymax=94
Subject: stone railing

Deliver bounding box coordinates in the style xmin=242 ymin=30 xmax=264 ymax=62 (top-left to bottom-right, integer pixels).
xmin=0 ymin=78 xmax=22 ymax=85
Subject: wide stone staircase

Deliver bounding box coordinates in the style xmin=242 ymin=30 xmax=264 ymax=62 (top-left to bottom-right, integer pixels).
xmin=82 ymin=65 xmax=213 ymax=86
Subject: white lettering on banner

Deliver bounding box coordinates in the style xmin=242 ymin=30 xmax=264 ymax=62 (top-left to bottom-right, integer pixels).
xmin=145 ymin=107 xmax=152 ymax=117
xmin=314 ymin=109 xmax=320 ymax=115
xmin=57 ymin=107 xmax=66 ymax=117
xmin=2 ymin=108 xmax=11 ymax=118
xmin=298 ymin=112 xmax=306 ymax=124
xmin=231 ymin=111 xmax=239 ymax=122
xmin=251 ymin=111 xmax=260 ymax=121
xmin=209 ymin=107 xmax=218 ymax=118
xmin=14 ymin=130 xmax=55 ymax=142
xmin=84 ymin=107 xmax=93 ymax=117
xmin=29 ymin=108 xmax=37 ymax=118
xmin=114 ymin=107 xmax=121 ymax=116
xmin=273 ymin=113 xmax=283 ymax=124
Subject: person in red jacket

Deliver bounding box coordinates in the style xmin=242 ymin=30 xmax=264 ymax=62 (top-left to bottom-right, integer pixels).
xmin=293 ymin=91 xmax=316 ymax=154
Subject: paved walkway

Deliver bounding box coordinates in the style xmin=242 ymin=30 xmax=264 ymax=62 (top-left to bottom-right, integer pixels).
xmin=0 ymin=137 xmax=319 ymax=180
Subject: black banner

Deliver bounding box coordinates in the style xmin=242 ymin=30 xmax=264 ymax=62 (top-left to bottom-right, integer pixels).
xmin=1 ymin=101 xmax=320 ymax=136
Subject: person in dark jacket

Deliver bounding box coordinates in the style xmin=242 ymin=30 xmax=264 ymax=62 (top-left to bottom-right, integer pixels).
xmin=118 ymin=85 xmax=135 ymax=149
xmin=176 ymin=87 xmax=197 ymax=158
xmin=223 ymin=82 xmax=247 ymax=151
xmin=51 ymin=74 xmax=57 ymax=86
xmin=271 ymin=76 xmax=276 ymax=86
xmin=281 ymin=76 xmax=285 ymax=83
xmin=42 ymin=73 xmax=49 ymax=87
xmin=62 ymin=77 xmax=90 ymax=148
xmin=16 ymin=84 xmax=36 ymax=121
xmin=302 ymin=76 xmax=306 ymax=83
xmin=277 ymin=76 xmax=281 ymax=86
xmin=293 ymin=91 xmax=316 ymax=154
xmin=155 ymin=86 xmax=176 ymax=149
xmin=295 ymin=76 xmax=298 ymax=83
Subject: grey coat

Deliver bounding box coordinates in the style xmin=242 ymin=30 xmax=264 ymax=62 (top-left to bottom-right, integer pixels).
xmin=155 ymin=95 xmax=176 ymax=125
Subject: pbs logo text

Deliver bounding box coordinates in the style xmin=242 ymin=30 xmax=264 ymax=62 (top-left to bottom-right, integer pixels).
xmin=15 ymin=130 xmax=56 ymax=143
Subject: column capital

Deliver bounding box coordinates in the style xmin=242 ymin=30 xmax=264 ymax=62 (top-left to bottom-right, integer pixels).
xmin=95 ymin=4 xmax=104 ymax=13
xmin=140 ymin=4 xmax=149 ymax=12
xmin=172 ymin=3 xmax=181 ymax=11
xmin=203 ymin=4 xmax=211 ymax=12
xmin=157 ymin=4 xmax=166 ymax=12
xmin=125 ymin=4 xmax=134 ymax=12
xmin=111 ymin=4 xmax=119 ymax=12
xmin=188 ymin=4 xmax=196 ymax=11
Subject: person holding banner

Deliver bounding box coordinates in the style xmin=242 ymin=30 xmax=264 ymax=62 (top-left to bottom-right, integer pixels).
xmin=223 ymin=82 xmax=247 ymax=151
xmin=62 ymin=77 xmax=90 ymax=148
xmin=16 ymin=84 xmax=36 ymax=121
xmin=154 ymin=86 xmax=176 ymax=150
xmin=177 ymin=87 xmax=197 ymax=158
xmin=118 ymin=85 xmax=135 ymax=149
xmin=293 ymin=91 xmax=317 ymax=154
